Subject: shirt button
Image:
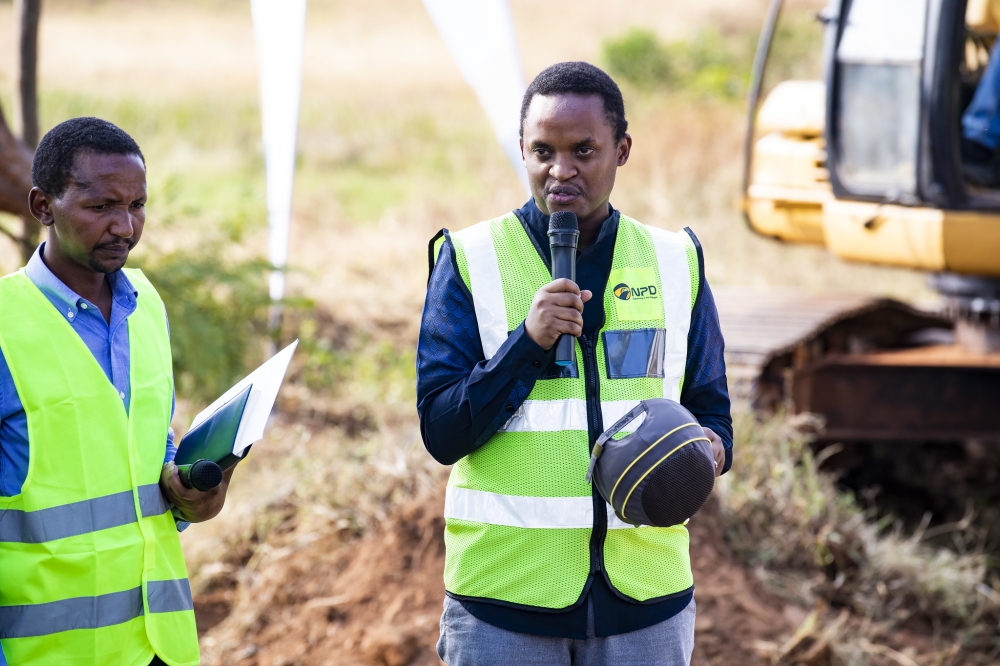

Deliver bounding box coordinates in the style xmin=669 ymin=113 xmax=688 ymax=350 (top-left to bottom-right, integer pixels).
xmin=505 ymin=404 xmax=516 ymax=413
xmin=532 ymin=360 xmax=542 ymax=368
xmin=80 ymin=303 xmax=88 ymax=310
xmin=67 ymin=310 xmax=74 ymax=319
xmin=119 ymin=391 xmax=126 ymax=400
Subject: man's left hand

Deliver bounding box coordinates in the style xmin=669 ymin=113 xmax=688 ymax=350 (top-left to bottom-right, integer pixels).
xmin=159 ymin=462 xmax=236 ymax=523
xmin=703 ymin=427 xmax=725 ymax=478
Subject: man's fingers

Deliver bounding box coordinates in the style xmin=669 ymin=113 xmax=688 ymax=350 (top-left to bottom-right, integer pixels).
xmin=702 ymin=427 xmax=725 ymax=478
xmin=543 ymin=278 xmax=582 ymax=295
xmin=551 ymin=319 xmax=583 ymax=337
xmin=165 ymin=463 xmax=204 ymax=502
xmin=548 ymin=311 xmax=584 ymax=334
xmin=581 ymin=290 xmax=593 ymax=303
xmin=543 ymin=292 xmax=586 ymax=313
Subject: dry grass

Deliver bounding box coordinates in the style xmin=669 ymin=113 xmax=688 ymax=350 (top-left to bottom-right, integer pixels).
xmin=718 ymin=411 xmax=1000 ymax=660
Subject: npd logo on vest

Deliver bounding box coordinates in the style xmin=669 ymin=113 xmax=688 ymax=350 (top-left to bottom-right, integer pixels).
xmin=614 ymin=282 xmax=657 ymax=301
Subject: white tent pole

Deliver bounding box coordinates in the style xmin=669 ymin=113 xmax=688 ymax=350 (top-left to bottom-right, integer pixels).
xmin=422 ymin=0 xmax=529 ymax=193
xmin=251 ymin=0 xmax=307 ymax=350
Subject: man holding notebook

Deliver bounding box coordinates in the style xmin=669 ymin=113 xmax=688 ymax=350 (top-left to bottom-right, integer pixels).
xmin=0 ymin=117 xmax=229 ymax=666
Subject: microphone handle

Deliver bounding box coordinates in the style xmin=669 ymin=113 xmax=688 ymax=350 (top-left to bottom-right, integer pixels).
xmin=177 ymin=459 xmax=224 ymax=492
xmin=550 ymin=243 xmax=578 ymax=366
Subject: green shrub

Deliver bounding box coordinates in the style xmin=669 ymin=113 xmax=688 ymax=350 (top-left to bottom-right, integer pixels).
xmin=603 ymin=27 xmax=751 ymax=99
xmin=134 ymin=245 xmax=271 ymax=403
xmin=603 ymin=14 xmax=824 ymax=101
xmin=602 ymin=29 xmax=674 ymax=89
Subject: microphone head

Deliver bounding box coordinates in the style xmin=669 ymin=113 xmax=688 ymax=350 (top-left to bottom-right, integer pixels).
xmin=548 ymin=211 xmax=579 ymax=233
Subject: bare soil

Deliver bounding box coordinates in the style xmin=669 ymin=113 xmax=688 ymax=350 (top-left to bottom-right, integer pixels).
xmin=196 ymin=480 xmax=955 ymax=666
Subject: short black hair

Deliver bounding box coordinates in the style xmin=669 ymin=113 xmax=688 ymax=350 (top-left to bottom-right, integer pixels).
xmin=520 ymin=62 xmax=628 ymax=142
xmin=32 ymin=117 xmax=145 ymax=197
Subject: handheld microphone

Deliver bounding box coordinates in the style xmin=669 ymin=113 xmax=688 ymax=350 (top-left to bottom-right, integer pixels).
xmin=177 ymin=459 xmax=224 ymax=492
xmin=548 ymin=211 xmax=580 ymax=366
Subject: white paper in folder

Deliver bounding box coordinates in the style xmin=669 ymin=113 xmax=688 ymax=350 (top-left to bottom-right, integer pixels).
xmin=188 ymin=340 xmax=298 ymax=456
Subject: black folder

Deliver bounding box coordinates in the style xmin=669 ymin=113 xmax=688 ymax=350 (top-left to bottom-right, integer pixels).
xmin=175 ymin=384 xmax=253 ymax=471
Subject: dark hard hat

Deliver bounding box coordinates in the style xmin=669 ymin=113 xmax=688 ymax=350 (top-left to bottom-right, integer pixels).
xmin=588 ymin=399 xmax=715 ymax=527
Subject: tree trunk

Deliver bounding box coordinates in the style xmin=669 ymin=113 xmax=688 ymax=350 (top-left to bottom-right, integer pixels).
xmin=0 ymin=0 xmax=43 ymax=264
xmin=15 ymin=0 xmax=41 ymax=148
xmin=0 ymin=102 xmax=35 ymax=252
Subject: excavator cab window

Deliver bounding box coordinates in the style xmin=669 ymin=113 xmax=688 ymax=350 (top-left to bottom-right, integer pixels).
xmin=832 ymin=0 xmax=927 ymax=200
xmin=824 ymin=0 xmax=1000 ymax=209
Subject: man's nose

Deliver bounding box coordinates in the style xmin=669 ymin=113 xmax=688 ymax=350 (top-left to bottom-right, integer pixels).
xmin=550 ymin=155 xmax=577 ymax=181
xmin=109 ymin=207 xmax=136 ymax=238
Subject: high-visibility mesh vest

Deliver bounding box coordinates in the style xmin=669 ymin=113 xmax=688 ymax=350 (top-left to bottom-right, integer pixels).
xmin=0 ymin=269 xmax=199 ymax=666
xmin=439 ymin=212 xmax=699 ymax=609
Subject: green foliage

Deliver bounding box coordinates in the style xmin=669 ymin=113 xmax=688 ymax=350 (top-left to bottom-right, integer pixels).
xmin=603 ymin=28 xmax=752 ymax=99
xmin=602 ymin=14 xmax=824 ymax=100
xmin=133 ymin=245 xmax=271 ymax=403
xmin=291 ymin=313 xmax=416 ymax=399
xmin=602 ymin=29 xmax=674 ymax=90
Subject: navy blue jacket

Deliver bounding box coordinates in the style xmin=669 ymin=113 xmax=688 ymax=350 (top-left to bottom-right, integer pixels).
xmin=416 ymin=199 xmax=732 ymax=639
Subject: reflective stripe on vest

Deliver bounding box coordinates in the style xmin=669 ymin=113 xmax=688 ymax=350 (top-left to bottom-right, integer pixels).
xmin=500 ymin=399 xmax=646 ymax=434
xmin=462 ymin=220 xmax=507 ymax=359
xmin=445 ymin=486 xmax=642 ymax=530
xmin=0 ymin=484 xmax=169 ymax=543
xmin=0 ymin=269 xmax=200 ymax=666
xmin=444 ymin=213 xmax=697 ymax=609
xmin=0 ymin=579 xmax=193 ymax=640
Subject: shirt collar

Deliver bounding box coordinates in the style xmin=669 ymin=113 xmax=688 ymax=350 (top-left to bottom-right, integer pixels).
xmin=24 ymin=243 xmax=139 ymax=322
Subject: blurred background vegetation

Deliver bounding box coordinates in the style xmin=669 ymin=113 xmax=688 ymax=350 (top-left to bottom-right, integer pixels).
xmin=602 ymin=13 xmax=822 ymax=98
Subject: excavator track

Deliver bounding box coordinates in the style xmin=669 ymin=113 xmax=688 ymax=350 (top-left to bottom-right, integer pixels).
xmin=715 ymin=287 xmax=1000 ymax=441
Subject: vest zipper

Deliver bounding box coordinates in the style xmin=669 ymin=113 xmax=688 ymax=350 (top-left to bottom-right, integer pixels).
xmin=581 ymin=335 xmax=607 ymax=574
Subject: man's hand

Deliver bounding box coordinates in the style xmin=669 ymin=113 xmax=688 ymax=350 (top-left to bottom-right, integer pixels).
xmin=703 ymin=427 xmax=725 ymax=478
xmin=525 ymin=279 xmax=593 ymax=351
xmin=159 ymin=462 xmax=236 ymax=523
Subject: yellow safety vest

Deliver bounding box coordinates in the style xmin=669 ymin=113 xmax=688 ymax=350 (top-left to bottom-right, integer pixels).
xmin=0 ymin=269 xmax=199 ymax=666
xmin=441 ymin=212 xmax=699 ymax=609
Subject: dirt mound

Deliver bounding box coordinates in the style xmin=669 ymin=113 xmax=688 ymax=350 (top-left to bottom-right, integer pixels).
xmin=197 ymin=481 xmax=949 ymax=665
xmin=200 ymin=485 xmax=447 ymax=666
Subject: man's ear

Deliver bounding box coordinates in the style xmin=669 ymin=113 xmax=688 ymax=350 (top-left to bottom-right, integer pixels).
xmin=520 ymin=138 xmax=526 ymax=164
xmin=28 ymin=188 xmax=56 ymax=227
xmin=617 ymin=133 xmax=633 ymax=167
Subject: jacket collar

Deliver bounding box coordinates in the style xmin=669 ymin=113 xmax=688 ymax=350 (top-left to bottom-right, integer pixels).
xmin=513 ymin=198 xmax=619 ymax=266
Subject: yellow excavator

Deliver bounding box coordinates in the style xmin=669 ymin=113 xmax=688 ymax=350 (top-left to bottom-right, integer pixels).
xmin=733 ymin=0 xmax=1000 ymax=441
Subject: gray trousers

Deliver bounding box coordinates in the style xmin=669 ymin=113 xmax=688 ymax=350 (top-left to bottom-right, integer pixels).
xmin=437 ymin=595 xmax=696 ymax=666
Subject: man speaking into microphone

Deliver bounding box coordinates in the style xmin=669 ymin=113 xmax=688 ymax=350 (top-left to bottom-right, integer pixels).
xmin=417 ymin=62 xmax=732 ymax=665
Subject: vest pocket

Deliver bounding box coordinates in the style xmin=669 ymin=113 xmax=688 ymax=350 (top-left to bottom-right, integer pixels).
xmin=602 ymin=329 xmax=666 ymax=379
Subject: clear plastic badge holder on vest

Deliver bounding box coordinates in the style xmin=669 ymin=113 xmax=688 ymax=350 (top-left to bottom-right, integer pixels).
xmin=174 ymin=341 xmax=298 ymax=491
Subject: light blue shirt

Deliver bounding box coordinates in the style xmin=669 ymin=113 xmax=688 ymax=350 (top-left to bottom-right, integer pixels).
xmin=0 ymin=244 xmax=176 ymax=496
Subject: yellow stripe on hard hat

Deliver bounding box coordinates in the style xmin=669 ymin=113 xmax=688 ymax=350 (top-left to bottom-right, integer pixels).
xmin=620 ymin=436 xmax=711 ymax=523
xmin=608 ymin=422 xmax=699 ymax=508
